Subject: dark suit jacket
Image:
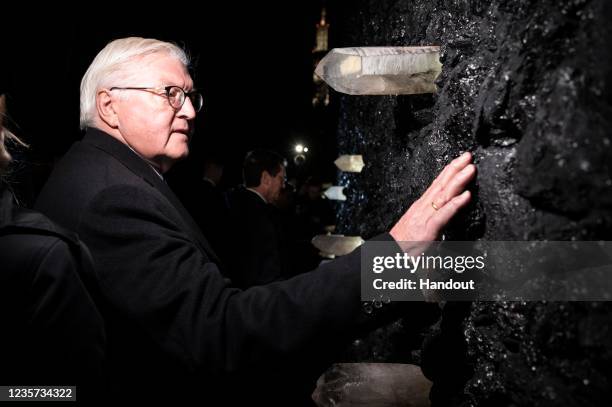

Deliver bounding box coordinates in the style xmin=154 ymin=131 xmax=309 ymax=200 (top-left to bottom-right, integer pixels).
xmin=169 ymin=172 xmax=231 ymax=267
xmin=226 ymin=186 xmax=287 ymax=288
xmin=35 ymin=128 xmax=397 ymax=402
xmin=0 ymin=185 xmax=106 ymax=400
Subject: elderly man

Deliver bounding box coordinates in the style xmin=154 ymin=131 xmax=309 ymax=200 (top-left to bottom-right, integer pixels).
xmin=36 ymin=37 xmax=475 ymax=402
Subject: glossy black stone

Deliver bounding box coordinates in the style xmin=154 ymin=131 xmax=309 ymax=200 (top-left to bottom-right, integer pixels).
xmin=331 ymin=1 xmax=612 ymax=405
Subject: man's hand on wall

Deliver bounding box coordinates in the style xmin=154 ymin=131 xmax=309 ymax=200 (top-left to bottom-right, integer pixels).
xmin=390 ymin=151 xmax=476 ymax=244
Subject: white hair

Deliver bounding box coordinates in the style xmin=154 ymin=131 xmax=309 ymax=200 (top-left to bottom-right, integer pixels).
xmin=1 ymin=95 xmax=28 ymax=175
xmin=79 ymin=37 xmax=190 ymax=130
xmin=0 ymin=95 xmax=11 ymax=172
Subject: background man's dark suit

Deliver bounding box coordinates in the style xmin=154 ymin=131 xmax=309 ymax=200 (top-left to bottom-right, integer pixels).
xmin=225 ymin=186 xmax=288 ymax=288
xmin=35 ymin=128 xmax=400 ymax=402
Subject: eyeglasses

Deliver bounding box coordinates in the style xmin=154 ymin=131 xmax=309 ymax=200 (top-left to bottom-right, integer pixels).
xmin=110 ymin=86 xmax=203 ymax=112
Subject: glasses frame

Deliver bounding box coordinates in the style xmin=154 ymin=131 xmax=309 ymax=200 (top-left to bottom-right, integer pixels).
xmin=109 ymin=85 xmax=203 ymax=112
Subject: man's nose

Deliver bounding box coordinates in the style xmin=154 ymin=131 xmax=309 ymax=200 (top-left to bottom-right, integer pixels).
xmin=177 ymin=97 xmax=197 ymax=120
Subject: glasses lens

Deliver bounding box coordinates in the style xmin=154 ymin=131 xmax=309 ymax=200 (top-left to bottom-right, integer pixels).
xmin=189 ymin=92 xmax=203 ymax=112
xmin=166 ymin=86 xmax=203 ymax=112
xmin=167 ymin=86 xmax=184 ymax=109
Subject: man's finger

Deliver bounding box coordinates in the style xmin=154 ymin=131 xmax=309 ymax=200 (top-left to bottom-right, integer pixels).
xmin=423 ymin=152 xmax=472 ymax=200
xmin=436 ymin=152 xmax=472 ymax=188
xmin=427 ymin=190 xmax=472 ymax=233
xmin=431 ymin=164 xmax=476 ymax=208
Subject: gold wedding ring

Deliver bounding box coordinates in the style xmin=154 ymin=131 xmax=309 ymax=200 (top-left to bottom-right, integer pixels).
xmin=431 ymin=201 xmax=440 ymax=211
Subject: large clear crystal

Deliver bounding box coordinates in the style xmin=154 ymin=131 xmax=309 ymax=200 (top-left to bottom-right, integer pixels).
xmin=334 ymin=155 xmax=365 ymax=173
xmin=312 ymin=363 xmax=432 ymax=407
xmin=315 ymin=46 xmax=442 ymax=95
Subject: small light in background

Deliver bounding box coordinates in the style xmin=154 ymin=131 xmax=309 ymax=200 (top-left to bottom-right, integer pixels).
xmin=292 ymin=143 xmax=309 ymax=165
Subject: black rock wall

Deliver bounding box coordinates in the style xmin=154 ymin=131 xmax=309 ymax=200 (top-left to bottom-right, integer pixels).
xmin=331 ymin=0 xmax=612 ymax=405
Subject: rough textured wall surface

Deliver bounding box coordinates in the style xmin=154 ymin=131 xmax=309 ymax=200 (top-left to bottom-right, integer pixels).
xmin=331 ymin=0 xmax=612 ymax=405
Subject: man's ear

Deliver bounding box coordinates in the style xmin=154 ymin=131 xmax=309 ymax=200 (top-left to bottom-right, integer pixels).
xmin=96 ymin=89 xmax=119 ymax=128
xmin=260 ymin=171 xmax=272 ymax=188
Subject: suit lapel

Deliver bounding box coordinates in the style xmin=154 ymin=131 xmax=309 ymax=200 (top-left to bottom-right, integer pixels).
xmin=149 ymin=174 xmax=223 ymax=265
xmin=83 ymin=128 xmax=222 ymax=265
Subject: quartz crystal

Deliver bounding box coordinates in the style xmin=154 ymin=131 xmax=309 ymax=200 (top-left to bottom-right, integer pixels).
xmin=334 ymin=155 xmax=365 ymax=173
xmin=312 ymin=234 xmax=364 ymax=256
xmin=315 ymin=46 xmax=441 ymax=95
xmin=323 ymin=186 xmax=347 ymax=201
xmin=312 ymin=363 xmax=432 ymax=407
